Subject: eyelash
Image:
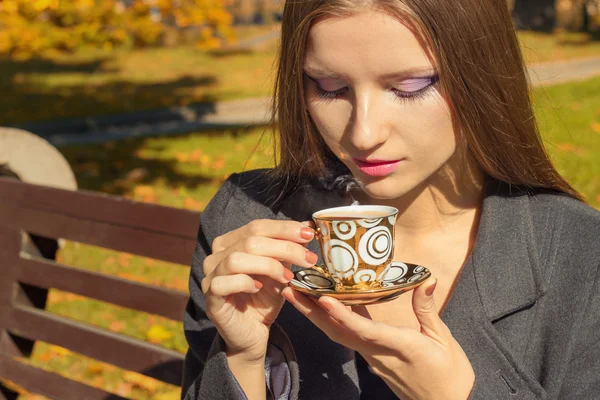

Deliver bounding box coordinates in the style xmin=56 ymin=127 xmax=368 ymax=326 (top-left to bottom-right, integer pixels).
xmin=311 ymin=75 xmax=439 ymax=104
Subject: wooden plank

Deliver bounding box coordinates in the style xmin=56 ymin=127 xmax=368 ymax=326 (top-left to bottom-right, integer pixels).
xmin=17 ymin=256 xmax=188 ymax=321
xmin=0 ymin=205 xmax=197 ymax=266
xmin=5 ymin=306 xmax=184 ymax=386
xmin=0 ymin=354 xmax=126 ymax=400
xmin=0 ymin=177 xmax=201 ymax=238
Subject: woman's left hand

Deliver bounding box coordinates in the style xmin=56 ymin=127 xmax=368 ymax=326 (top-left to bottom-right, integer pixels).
xmin=281 ymin=278 xmax=474 ymax=400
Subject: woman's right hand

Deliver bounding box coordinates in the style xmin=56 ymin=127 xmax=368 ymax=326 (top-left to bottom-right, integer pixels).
xmin=201 ymin=219 xmax=318 ymax=364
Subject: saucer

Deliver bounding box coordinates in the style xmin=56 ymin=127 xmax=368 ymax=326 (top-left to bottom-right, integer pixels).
xmin=288 ymin=262 xmax=431 ymax=305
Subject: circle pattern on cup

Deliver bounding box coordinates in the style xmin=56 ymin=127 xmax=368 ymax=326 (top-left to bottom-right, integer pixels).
xmin=354 ymin=269 xmax=377 ymax=284
xmin=318 ymin=222 xmax=330 ymax=238
xmin=358 ymin=226 xmax=392 ymax=266
xmin=383 ymin=262 xmax=408 ymax=283
xmin=357 ymin=218 xmax=383 ymax=228
xmin=324 ymin=239 xmax=359 ymax=278
xmin=332 ymin=221 xmax=357 ymax=240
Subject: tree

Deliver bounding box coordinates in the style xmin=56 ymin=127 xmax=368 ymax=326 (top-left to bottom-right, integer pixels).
xmin=512 ymin=0 xmax=557 ymax=31
xmin=0 ymin=0 xmax=233 ymax=59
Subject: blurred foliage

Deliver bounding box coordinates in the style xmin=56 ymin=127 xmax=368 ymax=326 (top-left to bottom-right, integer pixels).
xmin=0 ymin=0 xmax=234 ymax=59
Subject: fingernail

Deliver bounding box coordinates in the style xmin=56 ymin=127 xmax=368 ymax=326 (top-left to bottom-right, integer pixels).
xmin=281 ymin=288 xmax=294 ymax=302
xmin=254 ymin=280 xmax=263 ymax=290
xmin=283 ymin=269 xmax=295 ymax=281
xmin=425 ymin=279 xmax=437 ymax=297
xmin=300 ymin=227 xmax=315 ymax=240
xmin=319 ymin=298 xmax=333 ymax=312
xmin=305 ymin=250 xmax=318 ymax=264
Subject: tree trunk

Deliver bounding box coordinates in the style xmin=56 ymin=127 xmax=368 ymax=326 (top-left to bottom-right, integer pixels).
xmin=512 ymin=0 xmax=557 ymax=31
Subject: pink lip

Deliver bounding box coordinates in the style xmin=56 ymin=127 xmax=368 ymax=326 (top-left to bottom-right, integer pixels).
xmin=353 ymin=158 xmax=402 ymax=177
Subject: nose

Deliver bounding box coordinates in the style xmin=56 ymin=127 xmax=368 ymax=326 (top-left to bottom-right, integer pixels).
xmin=347 ymin=90 xmax=390 ymax=151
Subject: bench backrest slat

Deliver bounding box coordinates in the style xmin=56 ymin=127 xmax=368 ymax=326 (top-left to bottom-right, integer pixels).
xmin=0 ymin=179 xmax=199 ymax=265
xmin=18 ymin=256 xmax=188 ymax=321
xmin=0 ymin=178 xmax=199 ymax=237
xmin=0 ymin=353 xmax=127 ymax=400
xmin=6 ymin=301 xmax=184 ymax=386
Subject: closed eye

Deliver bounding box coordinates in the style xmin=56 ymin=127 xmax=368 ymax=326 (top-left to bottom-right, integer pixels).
xmin=304 ymin=73 xmax=348 ymax=99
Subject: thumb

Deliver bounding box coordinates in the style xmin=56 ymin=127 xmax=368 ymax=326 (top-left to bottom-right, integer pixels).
xmin=412 ymin=278 xmax=448 ymax=340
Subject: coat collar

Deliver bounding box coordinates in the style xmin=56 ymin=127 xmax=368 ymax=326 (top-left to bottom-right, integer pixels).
xmin=470 ymin=179 xmax=551 ymax=322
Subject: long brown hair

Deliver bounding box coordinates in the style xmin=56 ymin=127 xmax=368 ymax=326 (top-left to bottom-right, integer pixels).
xmin=270 ymin=0 xmax=583 ymax=201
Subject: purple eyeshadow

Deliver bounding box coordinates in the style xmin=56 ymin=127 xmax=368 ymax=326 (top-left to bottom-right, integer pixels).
xmin=397 ymin=77 xmax=434 ymax=92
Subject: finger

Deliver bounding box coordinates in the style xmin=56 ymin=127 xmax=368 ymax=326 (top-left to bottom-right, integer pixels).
xmin=209 ymin=235 xmax=319 ymax=273
xmin=281 ymin=287 xmax=346 ymax=334
xmin=411 ymin=278 xmax=450 ymax=341
xmin=212 ymin=252 xmax=295 ymax=285
xmin=212 ymin=220 xmax=315 ymax=253
xmin=205 ymin=274 xmax=262 ymax=297
xmin=318 ymin=296 xmax=392 ymax=348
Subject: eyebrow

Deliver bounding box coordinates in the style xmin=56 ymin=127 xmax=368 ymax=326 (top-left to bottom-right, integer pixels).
xmin=302 ymin=65 xmax=436 ymax=80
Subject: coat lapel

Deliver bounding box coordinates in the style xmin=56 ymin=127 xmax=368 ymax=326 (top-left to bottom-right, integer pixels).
xmin=470 ymin=181 xmax=548 ymax=322
xmin=442 ymin=180 xmax=552 ymax=399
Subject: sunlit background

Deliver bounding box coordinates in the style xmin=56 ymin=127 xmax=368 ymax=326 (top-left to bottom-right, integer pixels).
xmin=0 ymin=1 xmax=599 ymax=398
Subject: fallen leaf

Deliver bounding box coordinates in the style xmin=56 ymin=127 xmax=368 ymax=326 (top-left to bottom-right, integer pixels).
xmin=175 ymin=152 xmax=189 ymax=163
xmin=109 ymin=321 xmax=125 ymax=333
xmin=184 ymin=197 xmax=205 ymax=211
xmin=123 ymin=371 xmax=160 ymax=391
xmin=146 ymin=325 xmax=173 ymax=344
xmin=190 ymin=149 xmax=203 ymax=161
xmin=49 ymin=345 xmax=71 ymax=357
xmin=592 ymin=122 xmax=600 ymax=133
xmin=134 ymin=185 xmax=155 ymax=197
xmin=37 ymin=351 xmax=52 ymax=362
xmin=556 ymin=143 xmax=574 ymax=152
xmin=198 ymin=154 xmax=211 ymax=167
xmin=117 ymin=272 xmax=148 ymax=284
xmin=213 ymin=157 xmax=225 ymax=171
xmin=115 ymin=382 xmax=133 ymax=396
xmin=555 ymin=143 xmax=586 ymax=155
xmin=87 ymin=363 xmax=105 ymax=375
xmin=117 ymin=253 xmax=132 ymax=267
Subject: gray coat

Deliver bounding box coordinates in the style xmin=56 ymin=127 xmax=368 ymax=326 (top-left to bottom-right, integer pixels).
xmin=182 ymin=170 xmax=600 ymax=399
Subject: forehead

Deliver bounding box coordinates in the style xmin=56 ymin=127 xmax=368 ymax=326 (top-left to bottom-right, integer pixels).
xmin=304 ymin=9 xmax=433 ymax=77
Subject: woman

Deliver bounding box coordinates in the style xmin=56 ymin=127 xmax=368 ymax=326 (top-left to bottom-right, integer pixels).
xmin=181 ymin=0 xmax=600 ymax=398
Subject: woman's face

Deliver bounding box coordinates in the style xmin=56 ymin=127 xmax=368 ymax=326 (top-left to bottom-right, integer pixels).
xmin=304 ymin=9 xmax=458 ymax=200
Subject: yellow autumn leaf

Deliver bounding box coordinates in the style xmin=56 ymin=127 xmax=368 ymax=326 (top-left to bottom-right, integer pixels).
xmin=86 ymin=363 xmax=105 ymax=375
xmin=48 ymin=345 xmax=71 ymax=356
xmin=123 ymin=371 xmax=160 ymax=391
xmin=134 ymin=185 xmax=155 ymax=197
xmin=146 ymin=325 xmax=173 ymax=344
xmin=592 ymin=122 xmax=600 ymax=134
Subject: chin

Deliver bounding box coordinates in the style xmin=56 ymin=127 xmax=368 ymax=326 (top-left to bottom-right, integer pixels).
xmin=357 ymin=174 xmax=420 ymax=201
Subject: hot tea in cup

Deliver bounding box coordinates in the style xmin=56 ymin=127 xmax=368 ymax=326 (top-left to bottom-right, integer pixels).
xmin=312 ymin=205 xmax=398 ymax=291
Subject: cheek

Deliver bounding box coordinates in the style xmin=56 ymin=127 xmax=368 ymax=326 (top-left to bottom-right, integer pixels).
xmin=306 ymin=98 xmax=352 ymax=145
xmin=398 ymin=95 xmax=456 ymax=159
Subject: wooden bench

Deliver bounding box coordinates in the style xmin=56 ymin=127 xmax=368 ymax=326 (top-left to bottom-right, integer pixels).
xmin=0 ymin=176 xmax=200 ymax=399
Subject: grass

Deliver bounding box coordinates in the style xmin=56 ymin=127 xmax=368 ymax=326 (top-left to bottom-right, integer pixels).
xmin=533 ymin=77 xmax=600 ymax=206
xmin=1 ymin=28 xmax=599 ymax=125
xmin=519 ymin=30 xmax=600 ymax=65
xmin=8 ymin=76 xmax=599 ymax=399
